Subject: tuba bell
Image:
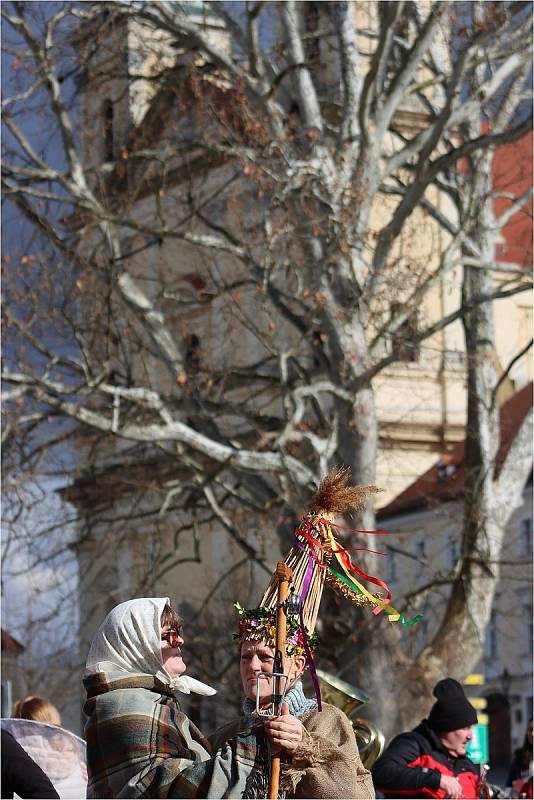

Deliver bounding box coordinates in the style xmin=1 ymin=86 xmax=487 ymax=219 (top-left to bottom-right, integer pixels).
xmin=316 ymin=668 xmax=385 ymax=769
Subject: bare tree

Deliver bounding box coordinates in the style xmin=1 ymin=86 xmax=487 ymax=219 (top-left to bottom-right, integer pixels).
xmin=2 ymin=0 xmax=532 ymax=733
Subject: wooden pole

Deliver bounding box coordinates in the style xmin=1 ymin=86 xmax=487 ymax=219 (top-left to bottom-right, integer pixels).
xmin=267 ymin=562 xmax=292 ymax=800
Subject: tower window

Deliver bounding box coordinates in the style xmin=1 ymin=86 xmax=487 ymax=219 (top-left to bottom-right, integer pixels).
xmin=484 ymin=608 xmax=498 ymax=659
xmin=185 ymin=333 xmax=201 ymax=373
xmin=304 ymin=2 xmax=320 ymax=64
xmin=519 ymin=518 xmax=532 ymax=559
xmin=524 ymin=604 xmax=533 ymax=655
xmin=102 ymin=99 xmax=114 ymax=162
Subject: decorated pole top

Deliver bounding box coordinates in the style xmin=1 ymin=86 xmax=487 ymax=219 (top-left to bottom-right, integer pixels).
xmin=260 ymin=468 xmax=422 ymax=633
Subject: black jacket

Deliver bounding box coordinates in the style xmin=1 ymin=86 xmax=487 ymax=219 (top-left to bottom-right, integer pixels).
xmin=371 ymin=720 xmax=479 ymax=798
xmin=1 ymin=729 xmax=60 ymax=799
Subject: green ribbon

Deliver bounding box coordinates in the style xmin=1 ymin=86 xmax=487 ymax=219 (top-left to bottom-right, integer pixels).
xmin=327 ymin=565 xmax=423 ymax=627
xmin=327 ymin=564 xmax=365 ymax=594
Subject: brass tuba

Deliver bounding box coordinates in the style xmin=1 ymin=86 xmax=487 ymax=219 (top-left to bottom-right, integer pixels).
xmin=316 ymin=669 xmax=385 ymax=769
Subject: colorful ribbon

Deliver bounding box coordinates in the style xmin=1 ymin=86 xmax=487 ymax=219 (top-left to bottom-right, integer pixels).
xmin=298 ymin=520 xmax=390 ymax=605
xmin=295 ymin=518 xmax=422 ymax=627
xmin=325 ymin=564 xmax=422 ymax=627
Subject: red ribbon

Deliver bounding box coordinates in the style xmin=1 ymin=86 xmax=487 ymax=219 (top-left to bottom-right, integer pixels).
xmin=316 ymin=518 xmax=390 ymax=536
xmin=297 ymin=519 xmax=392 ymax=611
xmin=298 ymin=525 xmax=384 ymax=556
xmin=297 ymin=520 xmax=330 ymax=560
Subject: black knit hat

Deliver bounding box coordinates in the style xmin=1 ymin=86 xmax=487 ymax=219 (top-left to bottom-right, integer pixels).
xmin=427 ymin=678 xmax=478 ymax=732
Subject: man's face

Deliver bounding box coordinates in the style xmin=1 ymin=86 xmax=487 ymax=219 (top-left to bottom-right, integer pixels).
xmin=239 ymin=641 xmax=305 ymax=706
xmin=439 ymin=726 xmax=474 ymax=757
xmin=160 ymin=625 xmax=186 ymax=677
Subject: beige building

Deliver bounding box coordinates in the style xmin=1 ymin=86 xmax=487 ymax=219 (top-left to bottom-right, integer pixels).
xmin=377 ymin=384 xmax=533 ymax=769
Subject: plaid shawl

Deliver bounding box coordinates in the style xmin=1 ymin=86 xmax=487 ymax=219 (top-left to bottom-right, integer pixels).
xmin=83 ymin=671 xmax=265 ymax=799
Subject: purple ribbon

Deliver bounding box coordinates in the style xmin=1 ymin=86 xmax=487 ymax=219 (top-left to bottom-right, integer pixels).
xmin=297 ymin=546 xmax=322 ymax=711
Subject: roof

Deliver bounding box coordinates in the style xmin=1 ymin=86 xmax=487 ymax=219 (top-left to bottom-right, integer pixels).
xmin=378 ymin=382 xmax=533 ymax=519
xmin=493 ymin=131 xmax=533 ymax=269
xmin=1 ymin=627 xmax=24 ymax=653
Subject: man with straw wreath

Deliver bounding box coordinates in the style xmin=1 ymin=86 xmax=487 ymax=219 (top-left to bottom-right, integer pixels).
xmin=209 ymin=469 xmax=384 ymax=799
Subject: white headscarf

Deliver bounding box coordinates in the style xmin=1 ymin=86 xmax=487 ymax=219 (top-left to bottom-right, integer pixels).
xmin=85 ymin=597 xmax=216 ymax=696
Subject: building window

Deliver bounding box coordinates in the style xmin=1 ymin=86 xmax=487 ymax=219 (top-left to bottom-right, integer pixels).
xmin=437 ymin=458 xmax=457 ymax=481
xmin=1 ymin=679 xmax=12 ymax=717
xmin=304 ymin=2 xmax=320 ymax=64
xmin=391 ymin=303 xmax=420 ymax=363
xmin=416 ymin=617 xmax=429 ymax=653
xmin=415 ymin=540 xmax=426 ymax=577
xmin=484 ymin=609 xmax=498 ymax=659
xmin=102 ymin=99 xmax=114 ymax=162
xmin=519 ymin=518 xmax=532 ymax=559
xmin=524 ymin=604 xmax=533 ymax=655
xmin=387 ymin=550 xmax=397 ymax=583
xmin=447 ymin=538 xmax=459 ymax=570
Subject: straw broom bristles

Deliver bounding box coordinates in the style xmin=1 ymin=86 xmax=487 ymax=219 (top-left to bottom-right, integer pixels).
xmin=260 ymin=468 xmax=381 ymax=633
xmin=309 ymin=467 xmax=380 ymax=514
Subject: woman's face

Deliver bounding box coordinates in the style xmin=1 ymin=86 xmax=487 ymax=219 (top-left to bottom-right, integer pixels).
xmin=160 ymin=624 xmax=186 ymax=677
xmin=239 ymin=640 xmax=305 ymax=706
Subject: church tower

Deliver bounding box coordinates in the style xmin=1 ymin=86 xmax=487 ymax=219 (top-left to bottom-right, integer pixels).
xmin=75 ymin=4 xmax=230 ymax=172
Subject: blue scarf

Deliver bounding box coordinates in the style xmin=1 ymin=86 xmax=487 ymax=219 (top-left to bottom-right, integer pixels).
xmin=242 ymin=680 xmax=317 ymax=728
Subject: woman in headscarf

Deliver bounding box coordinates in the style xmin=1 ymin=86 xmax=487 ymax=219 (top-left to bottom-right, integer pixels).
xmin=84 ymin=597 xmax=266 ymax=799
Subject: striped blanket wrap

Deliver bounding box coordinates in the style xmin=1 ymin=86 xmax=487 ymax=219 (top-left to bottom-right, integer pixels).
xmin=83 ymin=671 xmax=265 ymax=798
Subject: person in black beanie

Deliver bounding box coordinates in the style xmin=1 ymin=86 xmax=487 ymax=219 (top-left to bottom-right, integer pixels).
xmin=372 ymin=678 xmax=480 ymax=799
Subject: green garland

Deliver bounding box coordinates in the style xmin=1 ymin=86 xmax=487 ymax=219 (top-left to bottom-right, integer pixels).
xmin=234 ymin=602 xmax=318 ymax=656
